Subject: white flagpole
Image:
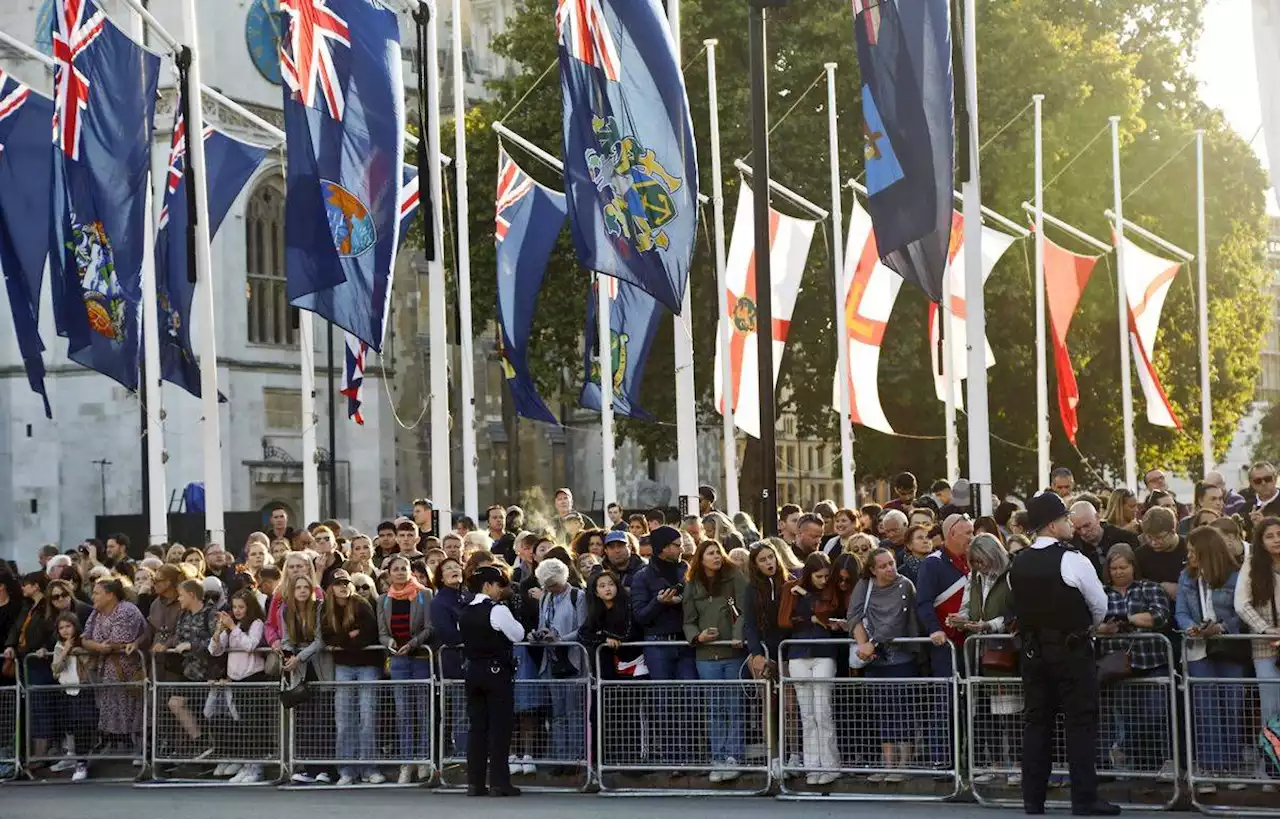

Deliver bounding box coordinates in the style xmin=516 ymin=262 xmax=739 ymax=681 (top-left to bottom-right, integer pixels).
xmin=1196 ymin=129 xmax=1212 ymax=475
xmin=1034 ymin=93 xmax=1049 ymax=489
xmin=301 ymin=313 xmax=319 ymax=524
xmin=451 ymin=0 xmax=477 ymax=522
xmin=597 ymin=275 xmax=617 ymax=509
xmin=962 ymin=0 xmax=993 ymax=514
xmin=129 ymin=8 xmax=167 ymax=546
xmin=943 ymin=276 xmax=959 ymax=481
xmin=1111 ymin=115 xmax=1137 ymax=491
xmin=826 ymin=62 xmax=855 ymax=509
xmin=668 ymin=0 xmax=700 ymax=520
xmin=180 ymin=0 xmax=226 ymax=545
xmin=426 ymin=2 xmax=452 ymax=532
xmin=706 ymin=39 xmax=738 ymax=515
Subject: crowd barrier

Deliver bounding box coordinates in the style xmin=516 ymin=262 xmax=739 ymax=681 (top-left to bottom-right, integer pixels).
xmin=595 ymin=641 xmax=772 ymax=796
xmin=438 ymin=642 xmax=591 ymax=793
xmin=1 ymin=676 xmax=17 ymax=779
xmin=1181 ymin=634 xmax=1280 ymax=817
xmin=777 ymin=637 xmax=960 ymax=801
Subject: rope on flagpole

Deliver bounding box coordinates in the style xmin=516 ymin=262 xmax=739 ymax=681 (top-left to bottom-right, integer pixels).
xmin=498 ymin=59 xmax=557 ymax=123
xmin=1122 ymin=133 xmax=1197 ymax=202
xmin=978 ymin=99 xmax=1035 ymax=154
xmin=682 ymin=41 xmax=709 ymax=73
xmin=768 ymin=69 xmax=827 ymax=138
xmin=1042 ymin=121 xmax=1110 ymax=194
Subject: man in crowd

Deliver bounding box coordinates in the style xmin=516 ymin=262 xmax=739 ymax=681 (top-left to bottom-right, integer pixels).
xmin=645 ymin=508 xmax=665 ymax=533
xmin=698 ymin=485 xmax=718 ymax=517
xmin=1144 ymin=467 xmax=1190 ymax=519
xmin=486 ymin=505 xmax=507 ymax=542
xmin=1204 ymin=469 xmax=1245 ymax=516
xmin=1134 ymin=507 xmax=1185 ymax=601
xmin=1241 ymin=461 xmax=1280 ymax=536
xmin=104 ymin=533 xmax=133 ymax=572
xmin=628 ymin=514 xmax=648 ymax=540
xmin=681 ymin=515 xmax=704 ymax=547
xmin=412 ymin=498 xmax=435 ymax=544
xmin=884 ymin=472 xmax=917 ymax=512
xmin=1050 ymin=467 xmax=1075 ymax=499
xmin=395 ymin=520 xmax=421 ymax=558
xmin=492 ymin=506 xmax=517 ymax=563
xmin=794 ymin=513 xmax=826 ymax=557
xmin=1069 ymin=501 xmax=1139 ymax=579
xmin=914 ymin=513 xmax=972 ymax=771
xmin=269 ymin=506 xmax=292 ymax=541
xmin=940 ymin=479 xmax=972 ymax=518
xmin=606 ymin=503 xmax=627 ymax=532
xmin=878 ymin=509 xmax=908 ymax=554
xmin=37 ymin=544 xmax=59 ymax=569
xmin=813 ymin=500 xmax=838 ymax=537
xmin=596 ymin=530 xmax=644 ymax=590
xmin=1178 ymin=480 xmax=1225 ymax=535
xmin=778 ymin=503 xmax=802 ymax=546
xmin=554 ymin=487 xmax=575 ymax=519
xmin=375 ymin=521 xmax=398 ymax=564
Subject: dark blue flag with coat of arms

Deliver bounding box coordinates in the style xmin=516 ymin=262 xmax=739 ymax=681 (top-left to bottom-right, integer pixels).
xmin=580 ymin=274 xmax=660 ymax=420
xmin=0 ymin=69 xmax=54 ymax=417
xmin=496 ymin=148 xmax=565 ymax=426
xmin=282 ymin=0 xmax=404 ymax=352
xmin=155 ymin=101 xmax=268 ymax=398
xmin=49 ymin=0 xmax=161 ymax=391
xmin=851 ymin=0 xmax=954 ymax=303
xmin=557 ymin=0 xmax=698 ymax=314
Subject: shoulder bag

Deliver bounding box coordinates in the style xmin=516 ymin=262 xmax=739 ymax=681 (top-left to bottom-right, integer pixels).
xmin=848 ymin=581 xmax=876 ymax=670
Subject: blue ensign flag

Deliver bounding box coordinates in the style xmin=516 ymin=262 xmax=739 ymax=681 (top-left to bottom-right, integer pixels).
xmin=851 ymin=0 xmax=954 ymax=302
xmin=49 ymin=0 xmax=160 ymax=390
xmin=399 ymin=164 xmax=419 ymax=243
xmin=156 ymin=104 xmax=268 ymax=398
xmin=557 ymin=0 xmax=698 ymax=313
xmin=282 ymin=0 xmax=404 ymax=353
xmin=0 ymin=70 xmax=53 ymax=417
xmin=580 ymin=274 xmax=660 ymax=421
xmin=496 ymin=149 xmax=565 ymax=425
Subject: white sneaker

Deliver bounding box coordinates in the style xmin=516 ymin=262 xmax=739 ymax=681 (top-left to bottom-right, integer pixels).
xmin=720 ymin=758 xmax=741 ymax=782
xmin=816 ymin=772 xmax=839 ymax=786
xmin=786 ymin=754 xmax=802 ymax=778
xmin=50 ymin=757 xmax=77 ymax=773
xmin=884 ymin=773 xmax=906 ymax=784
xmin=973 ymin=773 xmax=996 ymax=784
xmin=365 ymin=771 xmax=386 ymax=784
xmin=708 ymin=769 xmax=724 ymax=783
xmin=805 ymin=773 xmax=819 ymax=785
xmin=239 ymin=765 xmax=263 ymax=784
xmin=337 ymin=774 xmax=356 ymax=786
xmin=1196 ymin=782 xmax=1217 ymax=795
xmin=223 ymin=763 xmax=241 ymax=777
xmin=290 ymin=771 xmax=315 ymax=784
xmin=1008 ymin=773 xmax=1023 ymax=787
xmin=212 ymin=764 xmax=229 ymax=777
xmin=417 ymin=763 xmax=430 ymax=781
xmin=509 ymin=755 xmax=521 ymax=775
xmin=229 ymin=767 xmax=249 ymax=784
xmin=397 ymin=765 xmax=413 ymax=785
xmin=1156 ymin=760 xmax=1176 ymax=781
xmin=867 ymin=773 xmax=886 ymax=783
xmin=314 ymin=771 xmax=331 ymax=784
xmin=71 ymin=763 xmax=88 ymax=783
xmin=520 ymin=755 xmax=535 ymax=775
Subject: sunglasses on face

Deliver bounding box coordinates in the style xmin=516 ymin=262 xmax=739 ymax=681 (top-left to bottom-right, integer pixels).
xmin=1255 ymin=475 xmax=1277 ymax=485
xmin=355 ymin=584 xmax=372 ymax=592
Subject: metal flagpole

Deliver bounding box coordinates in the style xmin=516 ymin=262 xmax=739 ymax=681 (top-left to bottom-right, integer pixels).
xmin=1034 ymin=93 xmax=1049 ymax=489
xmin=597 ymin=274 xmax=617 ymax=508
xmin=301 ymin=314 xmax=319 ymax=524
xmin=942 ymin=278 xmax=959 ymax=480
xmin=826 ymin=62 xmax=855 ymax=510
xmin=706 ymin=39 xmax=739 ymax=515
xmin=425 ymin=1 xmax=452 ymax=532
xmin=451 ymin=0 xmax=477 ymax=522
xmin=1111 ymin=116 xmax=1137 ymax=491
xmin=668 ymin=0 xmax=700 ymax=521
xmin=962 ymin=0 xmax=993 ymax=514
xmin=1196 ymin=129 xmax=1212 ymax=474
xmin=326 ymin=322 xmax=338 ymax=518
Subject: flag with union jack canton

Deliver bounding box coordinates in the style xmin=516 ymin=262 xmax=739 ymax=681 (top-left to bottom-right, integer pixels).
xmin=580 ymin=274 xmax=660 ymax=421
xmin=282 ymin=0 xmax=404 ymax=353
xmin=49 ymin=0 xmax=160 ymax=390
xmin=399 ymin=164 xmax=419 ymax=242
xmin=0 ymin=69 xmax=53 ymax=416
xmin=496 ymin=148 xmax=565 ymax=425
xmin=557 ymin=0 xmax=698 ymax=313
xmin=155 ymin=97 xmax=268 ymax=398
xmin=851 ymin=0 xmax=954 ymax=303
xmin=341 ymin=331 xmax=367 ymax=424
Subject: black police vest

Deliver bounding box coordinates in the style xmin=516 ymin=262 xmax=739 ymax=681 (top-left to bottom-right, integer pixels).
xmin=1009 ymin=544 xmax=1093 ymax=633
xmin=457 ymin=598 xmax=514 ymax=664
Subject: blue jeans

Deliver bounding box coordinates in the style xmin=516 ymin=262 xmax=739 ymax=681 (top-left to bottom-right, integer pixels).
xmin=925 ymin=643 xmax=958 ymax=766
xmin=1256 ymin=657 xmax=1280 ymax=727
xmin=642 ymin=637 xmax=697 ymax=681
xmin=544 ymin=670 xmax=584 ymax=761
xmin=389 ymin=656 xmax=432 ymax=760
xmin=334 ymin=665 xmax=381 ymax=776
xmin=696 ymin=658 xmax=745 ymax=763
xmin=643 ymin=637 xmax=698 ymax=762
xmin=1187 ymin=658 xmax=1247 ymax=771
xmin=1109 ymin=666 xmax=1170 ymax=770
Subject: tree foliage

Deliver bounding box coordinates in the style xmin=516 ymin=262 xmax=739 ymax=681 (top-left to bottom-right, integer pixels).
xmin=439 ymin=0 xmax=1267 ymax=496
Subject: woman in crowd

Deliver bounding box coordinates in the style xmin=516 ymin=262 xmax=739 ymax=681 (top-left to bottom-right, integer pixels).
xmin=1005 ymin=534 xmax=1031 ymax=558
xmin=423 ymin=548 xmax=447 ymax=579
xmin=766 ymin=537 xmax=804 ymax=578
xmin=378 ymin=554 xmax=434 ymax=784
xmin=1235 ymin=516 xmax=1280 ymax=748
xmin=1211 ymin=517 xmax=1247 ymax=562
xmin=825 ymin=509 xmax=861 ymax=555
xmin=1105 ymin=488 xmax=1141 ymax=533
xmin=431 ymin=557 xmax=468 ymax=761
xmin=785 ymin=553 xmax=844 ymax=786
xmin=243 ymin=540 xmax=272 ymax=578
xmin=165 ymin=544 xmax=188 ymax=564
xmin=133 ymin=567 xmax=155 ymax=616
xmin=510 ymin=538 xmax=553 ymax=774
xmin=50 ymin=612 xmax=96 ymax=781
xmin=1098 ymin=544 xmax=1173 ymax=775
xmin=1144 ymin=490 xmax=1177 ymax=514
xmin=269 ymin=538 xmax=292 ymax=567
xmin=344 ymin=535 xmax=379 ymax=578
xmin=973 ymin=517 xmax=1005 ymax=545
xmin=534 ymin=558 xmax=588 ymax=770
xmin=182 ymin=549 xmax=207 ymax=578
xmin=80 ymin=578 xmax=147 ymax=756
xmin=349 ymin=573 xmax=377 ymax=605
xmin=207 ymin=588 xmax=269 ymax=783
xmin=703 ymin=512 xmax=737 ymax=545
xmin=320 ymin=570 xmax=385 ymax=786
xmin=1175 ymin=526 xmax=1247 ymax=794
xmin=733 ymin=512 xmax=762 ymax=545
xmin=166 ymin=579 xmax=217 ymax=759
xmin=570 ymin=528 xmax=606 ymax=561
xmin=5 ymin=573 xmax=56 ymax=766
xmin=743 ymin=540 xmax=787 ymax=676
xmin=581 ymin=568 xmax=644 ymax=763
xmin=848 ymin=548 xmax=918 ymax=783
xmin=897 ymin=524 xmax=934 ymax=585
xmin=683 ymin=540 xmax=749 ymax=782
xmin=280 ymin=575 xmax=333 ymax=785
xmin=441 ymin=533 xmax=463 ymax=562
xmin=843 ymin=534 xmax=877 ymax=563
xmin=859 ymin=505 xmax=883 ymax=536
xmin=267 ymin=553 xmax=321 ymax=650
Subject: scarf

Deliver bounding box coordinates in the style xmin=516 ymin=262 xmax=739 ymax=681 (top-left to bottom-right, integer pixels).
xmin=386 ymin=577 xmax=428 ymax=601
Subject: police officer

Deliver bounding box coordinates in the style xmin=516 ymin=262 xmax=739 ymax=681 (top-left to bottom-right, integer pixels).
xmin=457 ymin=563 xmax=525 ymax=796
xmin=1010 ymin=492 xmax=1119 ymax=816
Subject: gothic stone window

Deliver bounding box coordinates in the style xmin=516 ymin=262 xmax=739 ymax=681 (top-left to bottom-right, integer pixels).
xmin=246 ymin=179 xmax=298 ymax=346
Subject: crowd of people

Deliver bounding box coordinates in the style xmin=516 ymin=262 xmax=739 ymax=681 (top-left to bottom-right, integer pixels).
xmin=0 ymin=469 xmax=1277 ymax=795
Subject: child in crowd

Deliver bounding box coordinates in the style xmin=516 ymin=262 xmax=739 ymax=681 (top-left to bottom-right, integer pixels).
xmin=207 ymin=589 xmax=270 ymax=783
xmin=50 ymin=613 xmax=97 ymax=782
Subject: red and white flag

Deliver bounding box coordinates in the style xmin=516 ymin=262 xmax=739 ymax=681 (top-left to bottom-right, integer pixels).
xmin=928 ymin=213 xmax=1017 ymax=406
xmin=1119 ymin=235 xmax=1182 ymax=429
xmin=713 ymin=185 xmax=816 ymax=438
xmin=831 ymin=200 xmax=902 ymax=435
xmin=1043 ymin=233 xmax=1099 ymax=445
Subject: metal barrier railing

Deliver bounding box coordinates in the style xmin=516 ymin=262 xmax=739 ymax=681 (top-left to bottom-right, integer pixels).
xmin=964 ymin=632 xmax=1181 ymax=811
xmin=1 ymin=680 xmax=18 ymax=779
xmin=776 ymin=637 xmax=960 ymax=801
xmin=21 ymin=650 xmax=148 ymax=780
xmin=1181 ymin=634 xmax=1280 ymax=815
xmin=438 ymin=641 xmax=591 ymax=792
xmin=596 ymin=640 xmax=772 ymax=797
xmin=284 ymin=646 xmax=435 ymax=788
xmin=142 ymin=650 xmax=281 ymax=786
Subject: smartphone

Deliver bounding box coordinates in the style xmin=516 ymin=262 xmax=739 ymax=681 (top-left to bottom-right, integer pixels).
xmin=828 ymin=618 xmax=848 ymax=628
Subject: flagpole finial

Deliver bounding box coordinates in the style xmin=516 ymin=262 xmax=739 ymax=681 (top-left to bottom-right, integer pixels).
xmin=1109 ymin=115 xmax=1121 ymax=124
xmin=703 ymin=38 xmax=718 ymax=46
xmin=1032 ymin=93 xmax=1044 ymax=101
xmin=824 ymin=61 xmax=837 ymax=70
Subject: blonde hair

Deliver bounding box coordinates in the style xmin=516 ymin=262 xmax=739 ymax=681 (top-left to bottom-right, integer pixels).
xmin=284 ymin=576 xmax=318 ymax=645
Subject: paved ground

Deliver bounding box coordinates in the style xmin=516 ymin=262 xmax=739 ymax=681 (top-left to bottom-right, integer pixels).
xmin=0 ymin=784 xmax=1175 ymax=819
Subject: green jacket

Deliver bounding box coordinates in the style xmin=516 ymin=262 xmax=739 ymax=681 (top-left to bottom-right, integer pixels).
xmin=682 ymin=569 xmax=749 ymax=662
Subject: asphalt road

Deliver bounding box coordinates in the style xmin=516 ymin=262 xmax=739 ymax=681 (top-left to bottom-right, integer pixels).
xmin=0 ymin=784 xmax=1174 ymax=819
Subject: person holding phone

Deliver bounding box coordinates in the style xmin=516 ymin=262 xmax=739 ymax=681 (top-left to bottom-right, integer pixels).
xmin=784 ymin=552 xmax=845 ymax=786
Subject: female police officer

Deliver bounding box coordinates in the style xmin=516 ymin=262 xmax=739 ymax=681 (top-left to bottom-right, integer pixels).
xmin=458 ymin=563 xmax=525 ymax=796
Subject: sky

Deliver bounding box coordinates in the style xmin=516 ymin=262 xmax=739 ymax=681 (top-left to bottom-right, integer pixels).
xmin=1193 ymin=0 xmax=1277 ymax=212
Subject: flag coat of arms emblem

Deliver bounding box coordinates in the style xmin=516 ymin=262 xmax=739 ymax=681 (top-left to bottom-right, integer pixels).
xmin=156 ymin=102 xmax=268 ymax=398
xmin=851 ymin=0 xmax=954 ymax=302
xmin=1043 ymin=233 xmax=1099 ymax=444
xmin=1118 ymin=235 xmax=1182 ymax=429
xmin=283 ymin=0 xmax=404 ymax=352
xmin=581 ymin=274 xmax=662 ymax=420
xmin=558 ymin=0 xmax=698 ymax=313
xmin=49 ymin=0 xmax=160 ymax=391
xmin=0 ymin=69 xmax=54 ymax=416
xmin=496 ymin=149 xmax=565 ymax=425
xmin=713 ymin=185 xmax=816 ymax=439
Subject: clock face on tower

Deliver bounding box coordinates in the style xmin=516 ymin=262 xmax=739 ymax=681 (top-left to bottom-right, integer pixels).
xmin=245 ymin=0 xmax=283 ymax=85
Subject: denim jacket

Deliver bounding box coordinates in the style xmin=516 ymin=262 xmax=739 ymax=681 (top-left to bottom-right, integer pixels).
xmin=1175 ymin=568 xmax=1242 ymax=664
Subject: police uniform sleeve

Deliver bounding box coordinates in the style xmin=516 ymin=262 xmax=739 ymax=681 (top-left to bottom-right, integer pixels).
xmin=489 ymin=603 xmax=527 ymax=642
xmin=1060 ymin=550 xmax=1108 ymax=626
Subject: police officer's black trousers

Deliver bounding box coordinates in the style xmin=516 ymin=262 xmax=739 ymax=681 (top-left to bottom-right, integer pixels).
xmin=466 ymin=662 xmax=515 ymax=790
xmin=1021 ymin=636 xmax=1100 ymax=810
